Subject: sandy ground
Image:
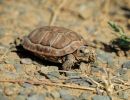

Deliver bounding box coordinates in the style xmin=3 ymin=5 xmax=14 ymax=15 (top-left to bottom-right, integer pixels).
xmin=0 ymin=0 xmax=130 ymax=100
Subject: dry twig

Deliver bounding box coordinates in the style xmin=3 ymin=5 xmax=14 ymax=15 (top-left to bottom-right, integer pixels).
xmin=0 ymin=79 xmax=96 ymax=92
xmin=49 ymin=0 xmax=66 ymax=26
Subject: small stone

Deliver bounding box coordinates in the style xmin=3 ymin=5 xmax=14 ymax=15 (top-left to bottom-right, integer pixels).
xmin=20 ymin=58 xmax=32 ymax=65
xmin=118 ymin=91 xmax=129 ymax=100
xmin=79 ymin=92 xmax=89 ymax=100
xmin=114 ymin=85 xmax=120 ymax=91
xmin=116 ymin=68 xmax=127 ymax=75
xmin=22 ymin=83 xmax=33 ymax=88
xmin=64 ymin=78 xmax=91 ymax=87
xmin=13 ymin=63 xmax=23 ymax=72
xmin=4 ymin=85 xmax=19 ymax=96
xmin=59 ymin=89 xmax=69 ymax=96
xmin=122 ymin=61 xmax=130 ymax=69
xmin=65 ymin=71 xmax=80 ymax=78
xmin=60 ymin=94 xmax=78 ymax=100
xmin=0 ymin=28 xmax=5 ymax=38
xmin=92 ymin=95 xmax=111 ymax=100
xmin=40 ymin=67 xmax=49 ymax=74
xmin=50 ymin=91 xmax=60 ymax=99
xmin=96 ymin=49 xmax=114 ymax=67
xmin=120 ymin=74 xmax=129 ymax=81
xmin=15 ymin=95 xmax=26 ymax=100
xmin=47 ymin=71 xmax=60 ymax=81
xmin=4 ymin=59 xmax=15 ymax=64
xmin=0 ymin=92 xmax=8 ymax=100
xmin=59 ymin=89 xmax=79 ymax=100
xmin=0 ymin=45 xmax=8 ymax=55
xmin=27 ymin=94 xmax=45 ymax=100
xmin=5 ymin=72 xmax=17 ymax=78
xmin=91 ymin=66 xmax=104 ymax=73
xmin=18 ymin=88 xmax=29 ymax=96
xmin=47 ymin=66 xmax=59 ymax=71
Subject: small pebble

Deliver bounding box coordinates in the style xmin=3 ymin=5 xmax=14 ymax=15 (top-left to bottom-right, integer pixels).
xmin=0 ymin=45 xmax=8 ymax=55
xmin=0 ymin=28 xmax=5 ymax=38
xmin=4 ymin=59 xmax=15 ymax=64
xmin=96 ymin=49 xmax=114 ymax=67
xmin=15 ymin=95 xmax=26 ymax=100
xmin=47 ymin=71 xmax=60 ymax=81
xmin=114 ymin=85 xmax=120 ymax=91
xmin=122 ymin=61 xmax=130 ymax=69
xmin=59 ymin=89 xmax=70 ymax=96
xmin=13 ymin=63 xmax=23 ymax=72
xmin=40 ymin=67 xmax=49 ymax=74
xmin=92 ymin=95 xmax=111 ymax=100
xmin=118 ymin=91 xmax=129 ymax=100
xmin=47 ymin=66 xmax=59 ymax=71
xmin=27 ymin=94 xmax=45 ymax=100
xmin=91 ymin=66 xmax=104 ymax=73
xmin=50 ymin=91 xmax=60 ymax=99
xmin=22 ymin=83 xmax=33 ymax=88
xmin=0 ymin=92 xmax=8 ymax=100
xmin=20 ymin=58 xmax=32 ymax=65
xmin=4 ymin=85 xmax=19 ymax=96
xmin=116 ymin=68 xmax=127 ymax=75
xmin=65 ymin=77 xmax=92 ymax=87
xmin=65 ymin=71 xmax=80 ymax=78
xmin=79 ymin=92 xmax=89 ymax=100
xmin=65 ymin=78 xmax=91 ymax=87
xmin=60 ymin=94 xmax=78 ymax=100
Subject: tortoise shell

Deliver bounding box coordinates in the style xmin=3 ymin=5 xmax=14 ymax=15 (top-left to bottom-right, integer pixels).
xmin=22 ymin=26 xmax=85 ymax=58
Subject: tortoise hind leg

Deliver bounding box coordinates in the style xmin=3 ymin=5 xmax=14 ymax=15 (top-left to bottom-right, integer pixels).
xmin=62 ymin=54 xmax=76 ymax=70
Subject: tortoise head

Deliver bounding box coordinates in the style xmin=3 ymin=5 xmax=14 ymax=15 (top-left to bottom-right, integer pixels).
xmin=76 ymin=46 xmax=96 ymax=63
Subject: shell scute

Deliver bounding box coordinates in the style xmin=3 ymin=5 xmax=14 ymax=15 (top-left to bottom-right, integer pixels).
xmin=22 ymin=26 xmax=84 ymax=57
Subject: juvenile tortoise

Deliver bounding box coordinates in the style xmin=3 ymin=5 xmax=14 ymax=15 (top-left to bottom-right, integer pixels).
xmin=22 ymin=26 xmax=96 ymax=70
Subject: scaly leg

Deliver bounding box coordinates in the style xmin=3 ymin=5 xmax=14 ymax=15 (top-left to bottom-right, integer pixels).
xmin=62 ymin=54 xmax=76 ymax=70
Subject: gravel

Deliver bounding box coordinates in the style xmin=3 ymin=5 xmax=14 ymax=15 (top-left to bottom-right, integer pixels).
xmin=118 ymin=91 xmax=129 ymax=100
xmin=122 ymin=61 xmax=130 ymax=69
xmin=64 ymin=77 xmax=94 ymax=87
xmin=79 ymin=92 xmax=89 ymax=100
xmin=15 ymin=95 xmax=26 ymax=100
xmin=47 ymin=71 xmax=60 ymax=81
xmin=59 ymin=89 xmax=81 ymax=100
xmin=60 ymin=94 xmax=78 ymax=100
xmin=0 ymin=92 xmax=8 ymax=100
xmin=13 ymin=63 xmax=23 ymax=72
xmin=50 ymin=90 xmax=60 ymax=99
xmin=27 ymin=94 xmax=45 ymax=100
xmin=20 ymin=58 xmax=32 ymax=65
xmin=96 ymin=49 xmax=114 ymax=67
xmin=92 ymin=95 xmax=111 ymax=100
xmin=65 ymin=71 xmax=80 ymax=78
xmin=116 ymin=68 xmax=127 ymax=75
xmin=22 ymin=83 xmax=33 ymax=88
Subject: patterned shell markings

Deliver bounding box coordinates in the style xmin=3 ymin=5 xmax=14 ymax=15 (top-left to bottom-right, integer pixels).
xmin=22 ymin=26 xmax=84 ymax=57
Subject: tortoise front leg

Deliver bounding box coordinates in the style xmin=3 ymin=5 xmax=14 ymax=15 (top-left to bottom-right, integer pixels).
xmin=62 ymin=54 xmax=76 ymax=70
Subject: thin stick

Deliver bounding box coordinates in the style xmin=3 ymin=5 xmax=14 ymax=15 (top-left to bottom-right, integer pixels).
xmin=0 ymin=79 xmax=96 ymax=92
xmin=113 ymin=86 xmax=130 ymax=94
xmin=49 ymin=0 xmax=66 ymax=26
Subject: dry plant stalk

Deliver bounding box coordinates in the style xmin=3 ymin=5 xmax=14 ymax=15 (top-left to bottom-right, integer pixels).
xmin=49 ymin=0 xmax=66 ymax=26
xmin=82 ymin=68 xmax=130 ymax=95
xmin=0 ymin=79 xmax=96 ymax=92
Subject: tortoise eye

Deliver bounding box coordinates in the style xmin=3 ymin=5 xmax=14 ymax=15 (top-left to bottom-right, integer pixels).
xmin=79 ymin=49 xmax=84 ymax=53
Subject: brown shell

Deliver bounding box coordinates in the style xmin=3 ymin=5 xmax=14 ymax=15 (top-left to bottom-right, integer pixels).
xmin=22 ymin=26 xmax=85 ymax=57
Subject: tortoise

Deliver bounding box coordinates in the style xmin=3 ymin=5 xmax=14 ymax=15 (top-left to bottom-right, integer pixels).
xmin=22 ymin=26 xmax=96 ymax=70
